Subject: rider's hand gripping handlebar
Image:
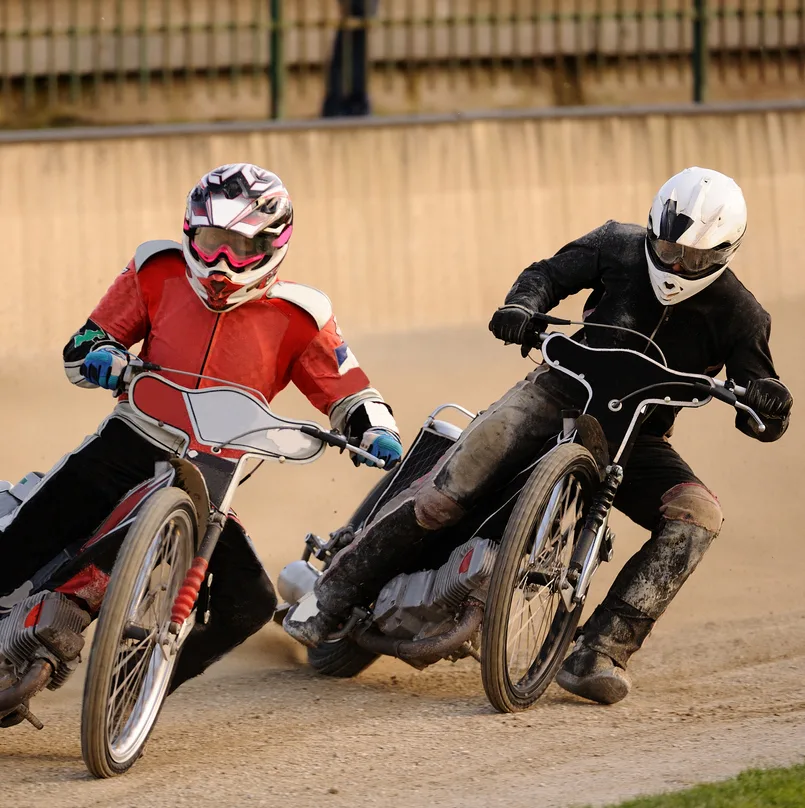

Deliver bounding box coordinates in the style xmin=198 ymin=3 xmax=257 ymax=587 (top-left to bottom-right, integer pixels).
xmin=117 ymin=356 xmax=163 ymax=392
xmin=299 ymin=425 xmax=386 ymax=469
xmin=696 ymin=379 xmax=765 ymax=433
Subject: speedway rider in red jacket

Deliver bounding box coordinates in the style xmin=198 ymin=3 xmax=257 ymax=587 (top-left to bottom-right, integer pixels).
xmin=0 ymin=163 xmax=402 ymax=695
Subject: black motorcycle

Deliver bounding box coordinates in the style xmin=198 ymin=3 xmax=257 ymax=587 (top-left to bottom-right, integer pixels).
xmin=278 ymin=316 xmax=766 ymax=712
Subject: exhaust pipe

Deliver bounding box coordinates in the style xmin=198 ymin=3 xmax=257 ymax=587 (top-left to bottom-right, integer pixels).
xmin=354 ymin=598 xmax=484 ymax=666
xmin=277 ymin=559 xmax=320 ymax=605
xmin=0 ymin=659 xmax=53 ymax=714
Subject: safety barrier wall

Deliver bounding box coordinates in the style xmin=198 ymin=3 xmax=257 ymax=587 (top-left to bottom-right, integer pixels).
xmin=4 ymin=103 xmax=804 ymax=362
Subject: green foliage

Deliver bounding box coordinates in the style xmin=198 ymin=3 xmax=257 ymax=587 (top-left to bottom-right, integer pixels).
xmin=597 ymin=765 xmax=805 ymax=808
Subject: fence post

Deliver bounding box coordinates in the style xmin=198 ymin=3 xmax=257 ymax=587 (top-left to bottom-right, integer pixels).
xmin=692 ymin=0 xmax=709 ymax=103
xmin=269 ymin=0 xmax=285 ymax=119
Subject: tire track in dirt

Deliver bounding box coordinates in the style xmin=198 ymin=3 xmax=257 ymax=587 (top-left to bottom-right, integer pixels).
xmin=2 ymin=612 xmax=805 ymax=808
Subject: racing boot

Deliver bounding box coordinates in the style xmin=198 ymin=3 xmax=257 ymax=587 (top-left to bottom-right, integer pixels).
xmin=282 ymin=592 xmax=349 ymax=649
xmin=284 ymin=498 xmax=444 ymax=647
xmin=556 ymin=641 xmax=632 ymax=705
xmin=558 ymin=486 xmax=722 ymax=704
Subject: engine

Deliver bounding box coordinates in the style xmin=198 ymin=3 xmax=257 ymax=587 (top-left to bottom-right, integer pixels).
xmin=372 ymin=537 xmax=497 ymax=641
xmin=0 ymin=591 xmax=91 ymax=692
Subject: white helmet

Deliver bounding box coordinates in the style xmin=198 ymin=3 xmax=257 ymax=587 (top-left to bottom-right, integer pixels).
xmin=645 ymin=166 xmax=747 ymax=305
xmin=182 ymin=163 xmax=293 ymax=312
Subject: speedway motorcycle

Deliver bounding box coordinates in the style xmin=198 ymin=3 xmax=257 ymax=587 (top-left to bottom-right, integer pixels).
xmin=278 ymin=314 xmax=766 ymax=713
xmin=0 ymin=359 xmax=382 ymax=777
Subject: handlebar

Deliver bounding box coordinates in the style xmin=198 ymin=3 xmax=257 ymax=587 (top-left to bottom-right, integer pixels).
xmin=299 ymin=425 xmax=386 ymax=469
xmin=519 ymin=317 xmax=765 ymax=433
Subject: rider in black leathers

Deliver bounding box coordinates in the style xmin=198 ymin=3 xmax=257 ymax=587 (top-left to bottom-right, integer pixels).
xmin=284 ymin=166 xmax=793 ymax=704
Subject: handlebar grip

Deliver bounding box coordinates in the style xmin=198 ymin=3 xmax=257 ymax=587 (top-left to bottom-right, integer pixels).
xmin=520 ymin=313 xmax=572 ymax=350
xmin=529 ymin=312 xmax=573 ymax=327
xmin=300 ymin=425 xmax=348 ymax=449
xmin=694 ymin=381 xmax=737 ymax=405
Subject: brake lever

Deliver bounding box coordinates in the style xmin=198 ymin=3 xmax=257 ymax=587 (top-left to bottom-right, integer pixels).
xmin=695 ymin=382 xmax=766 ymax=433
xmin=735 ymin=401 xmax=766 ymax=433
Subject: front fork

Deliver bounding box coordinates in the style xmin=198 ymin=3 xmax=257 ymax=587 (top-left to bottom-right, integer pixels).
xmin=566 ymin=464 xmax=623 ymax=607
xmin=167 ymin=511 xmax=227 ymax=636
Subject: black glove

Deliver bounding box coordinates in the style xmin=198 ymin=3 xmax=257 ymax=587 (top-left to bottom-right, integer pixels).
xmin=744 ymin=378 xmax=793 ymax=420
xmin=488 ymin=304 xmax=535 ymax=345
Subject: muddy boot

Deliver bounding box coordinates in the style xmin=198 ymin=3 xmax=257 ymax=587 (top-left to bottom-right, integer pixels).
xmin=560 ymin=503 xmax=721 ymax=703
xmin=318 ymin=499 xmax=436 ymax=609
xmin=282 ymin=592 xmax=349 ymax=649
xmin=556 ymin=642 xmax=632 ymax=705
xmin=286 ymin=495 xmax=452 ymax=647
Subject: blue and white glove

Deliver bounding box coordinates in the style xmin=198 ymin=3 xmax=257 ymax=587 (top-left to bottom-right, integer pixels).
xmin=356 ymin=428 xmax=403 ymax=471
xmin=80 ymin=347 xmax=129 ymax=391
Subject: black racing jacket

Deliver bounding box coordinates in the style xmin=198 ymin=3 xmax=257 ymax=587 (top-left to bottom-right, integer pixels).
xmin=505 ymin=220 xmax=789 ymax=442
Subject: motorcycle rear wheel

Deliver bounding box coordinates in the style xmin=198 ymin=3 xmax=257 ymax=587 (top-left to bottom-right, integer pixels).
xmin=481 ymin=443 xmax=598 ymax=712
xmin=81 ymin=487 xmax=197 ymax=778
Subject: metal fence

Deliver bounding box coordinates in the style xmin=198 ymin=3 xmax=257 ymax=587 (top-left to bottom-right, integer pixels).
xmin=2 ymin=1 xmax=804 ymax=119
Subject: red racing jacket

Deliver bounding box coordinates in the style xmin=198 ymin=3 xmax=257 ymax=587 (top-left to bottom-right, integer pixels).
xmin=63 ymin=240 xmax=398 ymax=450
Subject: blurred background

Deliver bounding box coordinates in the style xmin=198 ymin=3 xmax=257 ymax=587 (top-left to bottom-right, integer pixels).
xmin=2 ymin=0 xmax=805 ymax=127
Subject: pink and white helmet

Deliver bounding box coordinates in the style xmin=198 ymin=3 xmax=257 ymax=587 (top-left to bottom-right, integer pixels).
xmin=182 ymin=163 xmax=294 ymax=312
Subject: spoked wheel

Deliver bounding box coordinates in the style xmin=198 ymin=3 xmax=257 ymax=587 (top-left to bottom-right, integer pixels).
xmin=482 ymin=444 xmax=599 ymax=712
xmin=81 ymin=488 xmax=197 ymax=778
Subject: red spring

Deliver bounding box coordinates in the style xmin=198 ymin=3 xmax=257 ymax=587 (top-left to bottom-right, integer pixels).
xmin=170 ymin=557 xmax=209 ymax=626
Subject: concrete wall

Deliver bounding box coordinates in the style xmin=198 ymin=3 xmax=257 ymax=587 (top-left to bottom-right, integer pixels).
xmin=4 ymin=104 xmax=804 ymax=364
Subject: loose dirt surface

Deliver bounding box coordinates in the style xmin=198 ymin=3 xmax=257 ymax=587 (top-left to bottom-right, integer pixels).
xmin=1 ymin=301 xmax=803 ymax=807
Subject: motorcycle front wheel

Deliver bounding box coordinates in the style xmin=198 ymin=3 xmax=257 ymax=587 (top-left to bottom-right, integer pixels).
xmin=81 ymin=487 xmax=197 ymax=778
xmin=481 ymin=443 xmax=599 ymax=712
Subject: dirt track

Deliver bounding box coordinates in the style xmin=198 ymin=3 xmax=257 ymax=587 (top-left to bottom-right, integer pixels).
xmin=1 ymin=300 xmax=804 ymax=807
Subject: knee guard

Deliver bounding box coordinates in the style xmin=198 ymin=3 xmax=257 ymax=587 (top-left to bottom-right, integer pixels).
xmin=413 ymin=483 xmax=465 ymax=531
xmin=660 ymin=483 xmax=723 ymax=534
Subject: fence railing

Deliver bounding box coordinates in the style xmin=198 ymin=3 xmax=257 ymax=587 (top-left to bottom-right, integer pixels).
xmin=2 ymin=1 xmax=804 ymax=120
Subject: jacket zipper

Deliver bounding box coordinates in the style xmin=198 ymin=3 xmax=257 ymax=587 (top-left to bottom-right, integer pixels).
xmin=644 ymin=307 xmax=670 ymax=361
xmin=197 ymin=315 xmax=221 ymax=388
xmin=643 ymin=307 xmax=674 ymax=431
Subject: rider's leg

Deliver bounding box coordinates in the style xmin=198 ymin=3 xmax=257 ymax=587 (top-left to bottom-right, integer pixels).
xmin=557 ymin=435 xmax=723 ymax=704
xmin=169 ymin=518 xmax=277 ymax=693
xmin=0 ymin=418 xmax=169 ymax=601
xmin=284 ymin=367 xmax=583 ymax=647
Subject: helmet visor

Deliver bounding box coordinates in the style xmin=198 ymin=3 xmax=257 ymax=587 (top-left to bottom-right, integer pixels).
xmin=647 ymin=231 xmax=740 ymax=280
xmin=192 ymin=226 xmax=274 ymax=272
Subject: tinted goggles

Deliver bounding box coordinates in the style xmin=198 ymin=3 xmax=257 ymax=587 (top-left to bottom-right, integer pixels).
xmin=192 ymin=227 xmax=275 ymax=271
xmin=647 ymin=231 xmax=740 ymax=279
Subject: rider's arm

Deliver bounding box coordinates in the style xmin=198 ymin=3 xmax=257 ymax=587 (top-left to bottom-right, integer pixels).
xmin=724 ymin=311 xmax=792 ymax=443
xmin=62 ymin=259 xmax=149 ymax=388
xmin=503 ymin=221 xmax=613 ymax=314
xmin=288 ymin=312 xmax=399 ymax=442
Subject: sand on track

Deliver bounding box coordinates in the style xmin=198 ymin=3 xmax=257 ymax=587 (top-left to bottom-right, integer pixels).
xmin=0 ymin=299 xmax=803 ymax=808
